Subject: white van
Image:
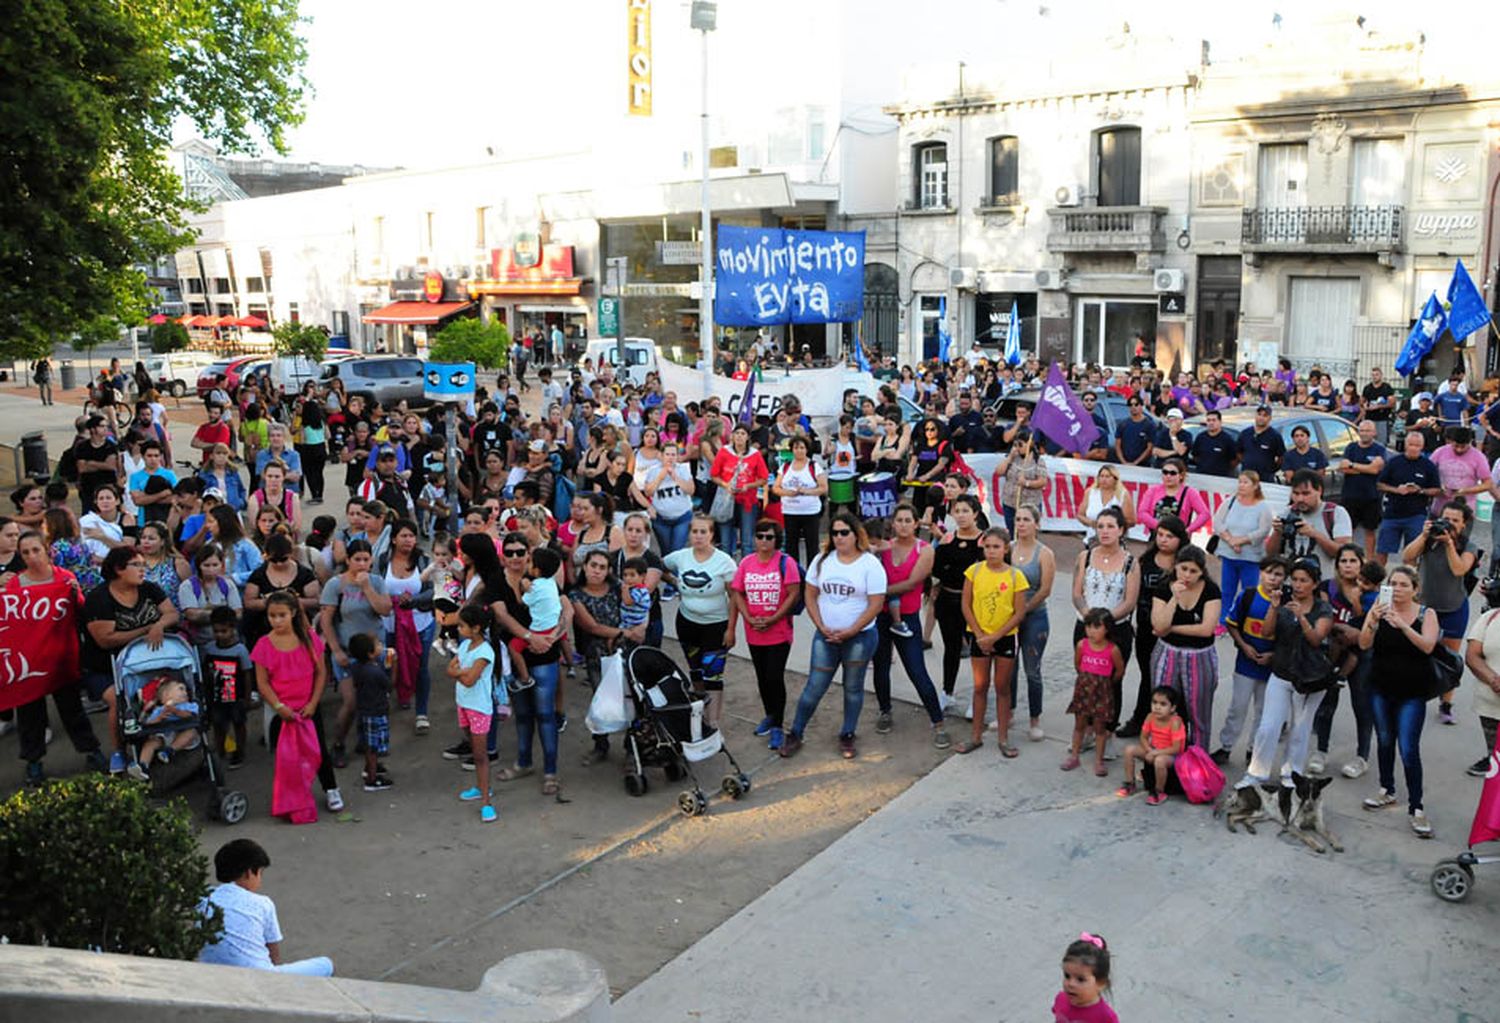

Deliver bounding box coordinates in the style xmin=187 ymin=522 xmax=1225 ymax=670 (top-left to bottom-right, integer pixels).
xmin=580 ymin=337 xmax=657 ymax=388
xmin=270 ymin=355 xmax=323 ymax=393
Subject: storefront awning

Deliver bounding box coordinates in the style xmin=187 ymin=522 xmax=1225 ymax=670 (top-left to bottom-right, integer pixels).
xmin=362 ymin=301 xmax=475 ymax=325
xmin=466 ymin=279 xmax=583 ymax=297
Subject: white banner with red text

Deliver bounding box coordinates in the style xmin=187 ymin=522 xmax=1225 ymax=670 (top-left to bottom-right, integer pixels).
xmin=655 ymin=359 xmax=877 ymax=419
xmin=961 ymin=454 xmax=1291 ymax=543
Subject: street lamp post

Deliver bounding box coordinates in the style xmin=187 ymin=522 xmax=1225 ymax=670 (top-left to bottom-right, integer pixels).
xmin=691 ymin=0 xmax=716 ymax=397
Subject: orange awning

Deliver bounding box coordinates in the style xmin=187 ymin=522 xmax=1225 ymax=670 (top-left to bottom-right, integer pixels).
xmin=362 ymin=301 xmax=474 ymax=325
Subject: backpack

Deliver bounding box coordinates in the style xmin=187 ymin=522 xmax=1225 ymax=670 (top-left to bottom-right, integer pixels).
xmin=778 ymin=553 xmax=806 ymax=617
xmin=1175 ymin=745 xmax=1226 ymax=804
xmin=189 ymin=575 xmax=230 ymax=603
xmin=552 ymin=472 xmax=576 ymax=523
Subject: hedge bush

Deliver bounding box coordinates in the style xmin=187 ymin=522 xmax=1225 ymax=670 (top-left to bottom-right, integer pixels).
xmin=0 ymin=776 xmax=221 ymax=958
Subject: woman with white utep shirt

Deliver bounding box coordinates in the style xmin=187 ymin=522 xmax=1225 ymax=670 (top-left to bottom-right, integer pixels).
xmin=779 ymin=511 xmax=887 ymax=762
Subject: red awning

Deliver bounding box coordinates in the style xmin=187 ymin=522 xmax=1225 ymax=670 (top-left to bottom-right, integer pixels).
xmin=362 ymin=301 xmax=474 ymax=325
xmin=146 ymin=313 xmax=169 ymax=325
xmin=234 ymin=315 xmax=269 ymax=329
xmin=177 ymin=315 xmax=198 ymax=326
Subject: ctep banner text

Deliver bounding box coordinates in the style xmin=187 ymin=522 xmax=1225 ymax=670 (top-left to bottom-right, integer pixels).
xmin=656 ymin=359 xmax=875 ymax=419
xmin=962 ymin=454 xmax=1291 ymax=542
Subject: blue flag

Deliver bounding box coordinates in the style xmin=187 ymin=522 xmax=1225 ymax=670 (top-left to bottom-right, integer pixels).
xmin=1447 ymin=258 xmax=1491 ymax=344
xmin=1004 ymin=299 xmax=1022 ymax=367
xmin=1395 ymin=292 xmax=1448 ymax=377
xmin=1028 ymin=362 xmax=1100 ymax=455
xmin=937 ymin=295 xmax=951 ymax=362
xmin=852 ymin=333 xmax=872 ymax=374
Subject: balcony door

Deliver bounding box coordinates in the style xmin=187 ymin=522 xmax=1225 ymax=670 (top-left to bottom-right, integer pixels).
xmin=1287 ymin=277 xmax=1360 ymax=371
xmin=1095 ymin=127 xmax=1140 ymax=207
xmin=1257 ymin=143 xmax=1307 ymax=209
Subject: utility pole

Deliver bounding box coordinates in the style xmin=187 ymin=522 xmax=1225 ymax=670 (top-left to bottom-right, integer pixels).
xmin=606 ymin=256 xmax=628 ymax=372
xmin=692 ymin=1 xmax=717 ymax=394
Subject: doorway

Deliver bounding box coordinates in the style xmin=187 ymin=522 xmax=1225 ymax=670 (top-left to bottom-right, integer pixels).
xmin=1195 ymin=256 xmax=1242 ymax=368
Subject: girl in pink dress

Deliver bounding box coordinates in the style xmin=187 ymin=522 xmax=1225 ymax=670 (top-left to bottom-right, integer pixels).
xmin=1053 ymin=933 xmax=1118 ymax=1022
xmin=252 ymin=592 xmax=341 ymax=818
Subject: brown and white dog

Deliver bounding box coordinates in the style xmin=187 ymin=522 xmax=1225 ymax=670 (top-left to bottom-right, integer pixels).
xmin=1215 ymin=774 xmax=1342 ymax=854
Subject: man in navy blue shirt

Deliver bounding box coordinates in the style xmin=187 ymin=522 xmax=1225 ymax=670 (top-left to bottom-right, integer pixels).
xmin=1340 ymin=419 xmax=1386 ymax=559
xmin=1113 ymin=397 xmax=1154 ymax=467
xmin=1238 ymin=404 xmax=1285 ymax=479
xmin=1280 ymin=424 xmax=1327 ymax=479
xmin=1189 ymin=410 xmax=1239 ymax=477
xmin=946 ymin=392 xmax=986 ymax=453
xmin=1375 ymin=430 xmax=1440 ymax=564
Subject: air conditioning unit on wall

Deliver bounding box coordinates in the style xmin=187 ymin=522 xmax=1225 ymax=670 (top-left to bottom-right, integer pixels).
xmin=1153 ymin=268 xmax=1185 ymax=292
xmin=1054 ymin=184 xmax=1086 ymax=207
xmin=950 ymin=267 xmax=978 ymax=291
xmin=1035 ymin=268 xmax=1066 ymax=290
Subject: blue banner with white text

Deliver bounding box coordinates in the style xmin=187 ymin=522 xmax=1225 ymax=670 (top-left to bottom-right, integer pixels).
xmin=713 ymin=226 xmax=865 ymax=326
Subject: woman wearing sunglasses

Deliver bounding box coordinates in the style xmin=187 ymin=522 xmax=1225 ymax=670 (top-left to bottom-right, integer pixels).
xmin=1136 ymin=457 xmax=1210 ymax=536
xmin=729 ymin=518 xmax=801 ymax=751
xmin=781 ymin=511 xmax=887 ymax=761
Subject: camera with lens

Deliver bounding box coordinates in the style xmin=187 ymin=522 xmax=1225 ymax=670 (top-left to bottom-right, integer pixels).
xmin=1280 ymin=581 xmax=1295 ymax=604
xmin=1426 ymin=516 xmax=1451 ymax=550
xmin=1481 ymin=573 xmax=1500 ymax=611
xmin=1279 ymin=513 xmax=1303 ymax=545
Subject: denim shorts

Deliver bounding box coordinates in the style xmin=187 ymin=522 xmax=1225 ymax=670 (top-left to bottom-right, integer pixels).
xmin=1435 ymin=601 xmax=1470 ymax=640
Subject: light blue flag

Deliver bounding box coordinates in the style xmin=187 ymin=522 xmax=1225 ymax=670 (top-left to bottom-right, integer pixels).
xmin=1395 ymin=292 xmax=1448 ymax=378
xmin=1004 ymin=299 xmax=1022 ymax=367
xmin=852 ymin=332 xmax=872 ymax=374
xmin=1446 ymin=258 xmax=1491 ymax=345
xmin=937 ymin=295 xmax=951 ymax=362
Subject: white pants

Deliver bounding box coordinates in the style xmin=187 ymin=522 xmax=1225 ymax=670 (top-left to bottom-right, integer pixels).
xmin=1239 ymin=673 xmax=1326 ymax=787
xmin=273 ymin=956 xmax=334 ymax=976
xmin=1218 ymin=671 xmax=1267 ymax=752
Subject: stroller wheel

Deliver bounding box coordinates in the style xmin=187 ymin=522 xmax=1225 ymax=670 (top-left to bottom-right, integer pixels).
xmin=663 ymin=761 xmax=686 ymax=782
xmin=1431 ymin=860 xmax=1474 ymax=903
xmin=678 ymin=790 xmax=708 ymax=817
xmin=623 ymin=773 xmax=649 ymax=797
xmin=721 ymin=774 xmax=749 ymax=800
xmin=219 ymin=790 xmax=250 ymax=825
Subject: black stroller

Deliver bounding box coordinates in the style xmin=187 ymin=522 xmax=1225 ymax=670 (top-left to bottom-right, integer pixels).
xmin=622 ymin=646 xmax=751 ymax=817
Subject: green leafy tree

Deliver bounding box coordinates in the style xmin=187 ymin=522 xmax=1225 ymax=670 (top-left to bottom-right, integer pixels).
xmin=272 ymin=321 xmax=329 ymax=362
xmin=430 ymin=317 xmax=512 ymax=369
xmin=0 ymin=1 xmax=310 ymax=361
xmin=0 ymin=777 xmax=221 ymax=958
xmin=150 ymin=321 xmax=191 ymax=355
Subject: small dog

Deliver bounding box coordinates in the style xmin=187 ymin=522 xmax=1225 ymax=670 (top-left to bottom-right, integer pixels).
xmin=1215 ymin=783 xmax=1278 ymax=834
xmin=1278 ymin=772 xmax=1343 ymax=855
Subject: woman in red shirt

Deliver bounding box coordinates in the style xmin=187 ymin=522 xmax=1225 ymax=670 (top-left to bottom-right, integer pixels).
xmin=710 ymin=423 xmax=768 ymax=559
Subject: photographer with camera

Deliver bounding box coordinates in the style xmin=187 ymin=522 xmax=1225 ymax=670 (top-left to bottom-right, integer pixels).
xmin=1266 ymin=469 xmax=1352 ymax=581
xmin=1400 ymin=498 xmax=1478 ymax=726
xmin=1375 ymin=430 xmax=1440 ymax=566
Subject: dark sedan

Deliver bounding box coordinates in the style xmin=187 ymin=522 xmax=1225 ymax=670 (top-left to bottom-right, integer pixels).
xmin=1182 ymin=407 xmax=1361 ymax=499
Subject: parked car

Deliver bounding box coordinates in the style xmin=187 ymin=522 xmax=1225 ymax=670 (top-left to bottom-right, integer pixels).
xmin=142 ymin=356 xmax=191 ymax=398
xmin=580 ymin=337 xmax=658 ymax=389
xmin=195 ymin=357 xmax=247 ymax=399
xmin=986 ymin=388 xmax=1150 ymax=449
xmin=1182 ymin=407 xmax=1359 ymax=500
xmin=319 ymin=356 xmax=428 ymax=406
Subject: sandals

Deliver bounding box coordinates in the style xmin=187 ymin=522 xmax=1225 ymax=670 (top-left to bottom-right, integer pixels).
xmin=954 ymin=739 xmax=984 ymax=755
xmin=1059 ymin=754 xmax=1081 ymax=771
xmin=998 ymin=743 xmax=1019 ymax=759
xmin=541 ymin=775 xmax=559 ymax=796
xmin=495 ymin=765 xmax=534 ymax=782
xmin=1093 ymin=763 xmax=1108 ymax=778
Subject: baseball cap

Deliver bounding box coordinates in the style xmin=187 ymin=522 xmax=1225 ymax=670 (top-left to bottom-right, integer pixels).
xmin=1166 ymin=408 xmax=1184 ymax=420
xmin=1415 ymin=392 xmax=1434 ymax=404
xmin=377 ymin=445 xmax=398 ymax=459
xmin=527 ymin=439 xmax=547 ymax=453
xmin=1256 ymin=403 xmax=1273 ymax=413
xmin=202 ymin=487 xmax=225 ymax=500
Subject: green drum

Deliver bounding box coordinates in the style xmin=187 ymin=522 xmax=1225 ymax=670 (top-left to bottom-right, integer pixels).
xmin=828 ymin=475 xmax=857 ymax=505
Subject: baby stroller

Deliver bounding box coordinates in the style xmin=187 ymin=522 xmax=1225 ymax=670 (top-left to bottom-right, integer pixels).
xmin=622 ymin=646 xmax=751 ymax=817
xmin=1430 ymin=739 xmax=1500 ymax=903
xmin=113 ymin=634 xmax=249 ymax=825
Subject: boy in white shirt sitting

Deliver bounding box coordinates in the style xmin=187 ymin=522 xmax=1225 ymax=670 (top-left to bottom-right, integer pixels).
xmin=197 ymin=839 xmax=333 ymax=976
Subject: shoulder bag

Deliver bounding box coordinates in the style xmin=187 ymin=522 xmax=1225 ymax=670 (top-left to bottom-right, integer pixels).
xmin=1419 ymin=604 xmax=1464 ymax=700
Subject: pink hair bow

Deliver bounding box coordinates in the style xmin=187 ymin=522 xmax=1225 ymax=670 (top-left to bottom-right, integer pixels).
xmin=1079 ymin=932 xmax=1105 ymax=949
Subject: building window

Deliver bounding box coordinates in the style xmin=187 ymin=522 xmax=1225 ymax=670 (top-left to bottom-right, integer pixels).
xmin=769 ymin=107 xmax=801 ymax=166
xmin=212 ymin=277 xmax=231 ymax=294
xmin=974 ymin=291 xmax=1035 ymax=351
xmin=914 ymin=143 xmax=948 ymax=209
xmin=1076 ymin=298 xmax=1155 ymax=366
xmin=988 ymin=136 xmax=1019 ymax=205
xmin=1094 ymin=127 xmax=1141 ymax=206
xmin=331 ymin=311 xmax=349 ymax=337
xmin=806 ymin=107 xmax=826 ymax=161
xmin=475 ymin=207 xmax=489 ymax=249
xmin=372 ymin=216 xmax=385 ymax=255
xmin=919 ymin=294 xmax=944 ymax=360
xmin=288 ymin=301 xmax=300 ymax=324
xmin=1350 ymin=138 xmax=1403 ymax=207
xmin=1257 ymin=143 xmax=1307 ymax=208
xmin=243 ymin=276 xmax=265 ymax=293
xmin=421 ymin=212 xmax=435 ymax=254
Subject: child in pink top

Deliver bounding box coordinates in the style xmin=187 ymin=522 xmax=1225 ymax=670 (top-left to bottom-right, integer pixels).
xmin=1053 ymin=932 xmax=1119 ymax=1023
xmin=728 ymin=519 xmax=800 ymax=750
xmin=252 ymin=592 xmax=341 ymax=817
xmin=1063 ymin=608 xmax=1125 ymax=777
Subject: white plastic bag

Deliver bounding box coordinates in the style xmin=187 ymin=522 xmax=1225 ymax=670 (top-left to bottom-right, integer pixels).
xmin=585 ymin=652 xmax=631 ymax=735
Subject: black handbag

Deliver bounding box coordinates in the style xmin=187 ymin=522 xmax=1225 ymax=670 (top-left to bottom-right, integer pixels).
xmin=1422 ymin=607 xmax=1463 ymax=700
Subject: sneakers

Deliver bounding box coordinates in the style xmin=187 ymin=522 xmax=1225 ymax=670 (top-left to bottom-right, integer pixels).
xmin=1209 ymin=748 xmax=1231 ymax=766
xmin=363 ymin=775 xmax=394 ymax=792
xmin=888 ymin=620 xmax=914 ymax=638
xmin=108 ymin=750 xmax=128 ymax=775
xmin=1115 ymin=781 xmax=1137 ymax=798
xmin=767 ymin=727 xmax=784 ymax=751
xmin=1438 ymin=704 xmax=1456 ymax=726
xmin=462 ymin=751 xmax=500 ymax=770
xmin=754 ymin=716 xmax=774 ymax=737
xmin=1145 ymin=793 xmax=1168 ymax=806
xmin=1410 ymin=808 xmax=1434 ymax=838
xmin=228 ymin=750 xmax=245 ymax=770
xmin=1467 ymin=756 xmax=1492 ymax=777
xmin=938 ymin=691 xmax=956 ymax=716
xmin=326 ymin=788 xmax=345 ymax=812
xmin=1363 ymin=789 xmax=1398 ymax=810
xmin=556 ymin=711 xmax=568 ymax=734
xmin=839 ymin=733 xmax=857 ymax=759
xmin=1080 ymin=734 xmax=1096 ymax=753
xmin=875 ymin=712 xmax=893 ymax=735
xmin=414 ymin=714 xmax=430 ymax=734
xmin=23 ymin=760 xmax=45 ymax=787
xmin=459 ymin=786 xmax=484 ymax=802
xmin=126 ymin=761 xmax=150 ymax=782
xmin=442 ymin=740 xmax=469 ymax=760
xmin=779 ymin=732 xmax=803 ymax=758
xmin=480 ymin=804 xmax=498 ymax=823
xmin=1342 ymin=756 xmax=1369 ymax=779
xmin=1028 ymin=724 xmax=1045 ymax=742
xmin=1306 ymin=751 xmax=1327 ymax=776
xmin=932 ymin=727 xmax=952 ymax=750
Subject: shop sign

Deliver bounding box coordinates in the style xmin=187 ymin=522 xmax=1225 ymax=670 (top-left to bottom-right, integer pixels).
xmin=598 ymin=296 xmax=620 ymax=337
xmin=423 ymin=271 xmax=444 ymax=303
xmin=623 ymin=282 xmax=692 ymax=297
xmin=1158 ymin=292 xmax=1187 ymax=315
xmin=657 ymin=240 xmax=701 ymax=266
xmin=1412 ymin=212 xmax=1480 ymax=239
xmin=489 ymin=244 xmax=576 ymax=282
xmin=627 ymin=0 xmax=651 ymax=116
xmin=514 ymin=231 xmax=541 ymax=269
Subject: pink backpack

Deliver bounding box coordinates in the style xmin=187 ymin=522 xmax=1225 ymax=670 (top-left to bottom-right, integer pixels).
xmin=1175 ymin=745 xmax=1226 ymax=804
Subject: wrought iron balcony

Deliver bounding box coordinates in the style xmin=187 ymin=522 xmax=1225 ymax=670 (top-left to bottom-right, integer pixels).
xmin=1045 ymin=206 xmax=1167 ymax=253
xmin=1241 ymin=205 xmax=1403 ymax=253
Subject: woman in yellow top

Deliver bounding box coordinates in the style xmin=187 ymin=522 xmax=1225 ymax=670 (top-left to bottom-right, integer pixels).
xmin=957 ymin=527 xmax=1030 ymax=757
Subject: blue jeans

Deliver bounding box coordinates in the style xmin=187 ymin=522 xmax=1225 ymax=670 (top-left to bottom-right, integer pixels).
xmin=653 ymin=511 xmax=692 ymax=555
xmin=385 ymin=621 xmax=436 ymax=716
xmin=1218 ymin=556 xmax=1258 ymax=627
xmin=873 ymin=611 xmax=943 ymax=724
xmin=718 ymin=502 xmax=758 ymax=560
xmin=1371 ymin=688 xmax=1425 ymax=811
xmin=1012 ymin=606 xmax=1049 ymax=719
xmin=513 ymin=660 xmax=560 ymax=775
xmin=1377 ymin=513 xmax=1426 ymax=555
xmin=791 ymin=628 xmax=877 ymax=738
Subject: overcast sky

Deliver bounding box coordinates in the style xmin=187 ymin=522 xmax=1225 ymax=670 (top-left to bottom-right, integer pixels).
xmin=251 ymin=0 xmax=1483 ymax=171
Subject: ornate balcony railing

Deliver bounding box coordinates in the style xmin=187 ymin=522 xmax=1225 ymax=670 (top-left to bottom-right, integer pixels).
xmin=1241 ymin=205 xmax=1403 ymax=252
xmin=1045 ymin=206 xmax=1167 ymax=253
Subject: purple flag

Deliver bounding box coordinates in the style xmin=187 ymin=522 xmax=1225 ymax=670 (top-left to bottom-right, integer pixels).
xmin=1029 ymin=362 xmax=1100 ymax=455
xmin=737 ymin=372 xmax=756 ymax=423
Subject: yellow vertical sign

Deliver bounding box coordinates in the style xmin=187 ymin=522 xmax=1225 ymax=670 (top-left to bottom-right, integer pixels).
xmin=627 ymin=0 xmax=652 ymax=116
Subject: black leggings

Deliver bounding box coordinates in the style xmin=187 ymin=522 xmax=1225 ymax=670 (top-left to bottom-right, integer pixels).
xmin=748 ymin=642 xmax=790 ymax=726
xmin=1125 ymin=610 xmax=1158 ymax=729
xmin=17 ymin=683 xmax=100 ymax=763
xmin=783 ymin=512 xmax=821 ymax=569
xmin=936 ymin=591 xmax=966 ymax=695
xmin=296 ymin=443 xmax=326 ymax=502
xmin=268 ymin=706 xmax=338 ymax=793
xmin=1073 ymin=617 xmax=1136 ymax=731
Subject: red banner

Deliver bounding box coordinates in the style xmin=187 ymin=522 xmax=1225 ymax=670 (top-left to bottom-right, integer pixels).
xmin=0 ymin=574 xmax=83 ymax=712
xmin=1470 ymin=733 xmax=1500 ymax=848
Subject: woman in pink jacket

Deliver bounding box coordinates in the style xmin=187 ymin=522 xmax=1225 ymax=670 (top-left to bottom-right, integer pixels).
xmin=1137 ymin=457 xmax=1211 ymax=535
